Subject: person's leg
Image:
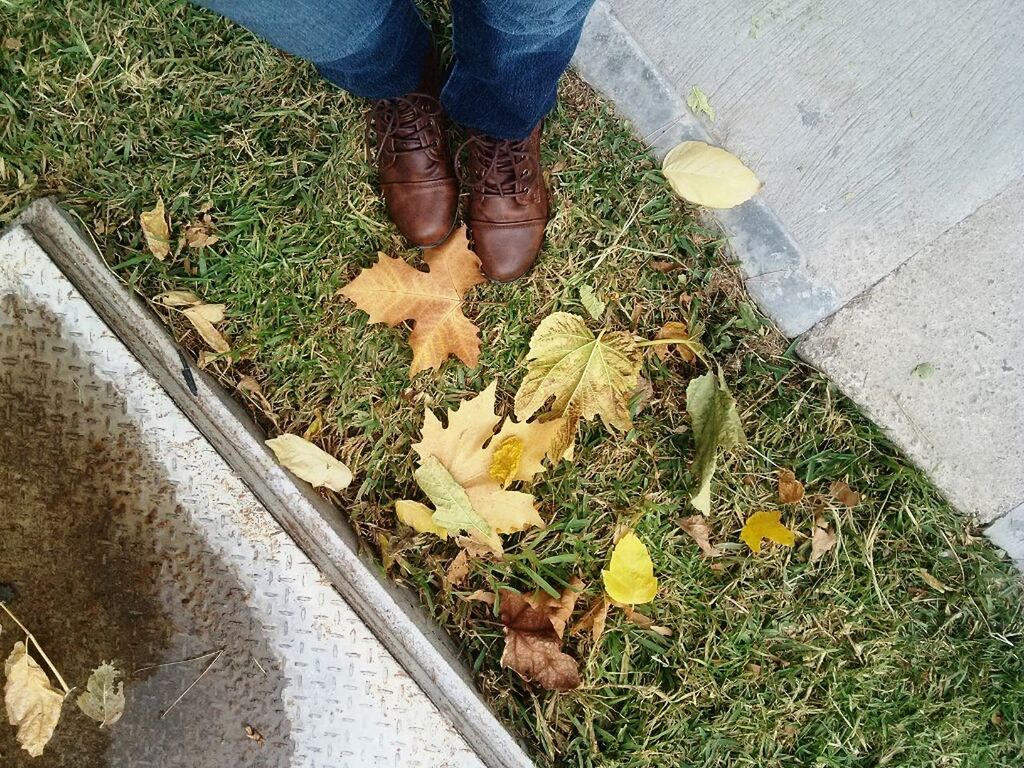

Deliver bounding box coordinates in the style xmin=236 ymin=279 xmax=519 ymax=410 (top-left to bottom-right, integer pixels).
xmin=195 ymin=0 xmax=430 ymax=99
xmin=195 ymin=0 xmax=458 ymax=247
xmin=444 ymin=0 xmax=596 ymax=140
xmin=451 ymin=0 xmax=596 ymax=281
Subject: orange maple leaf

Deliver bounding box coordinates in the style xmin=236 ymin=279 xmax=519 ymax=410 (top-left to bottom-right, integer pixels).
xmin=338 ymin=227 xmax=485 ymax=376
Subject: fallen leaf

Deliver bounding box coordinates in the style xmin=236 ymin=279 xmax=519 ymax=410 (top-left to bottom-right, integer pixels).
xmin=499 ymin=590 xmax=580 ymax=691
xmin=515 ymin=312 xmax=642 ymax=457
xmin=235 ymin=375 xmax=277 ymax=422
xmin=578 ymin=285 xmax=606 ymax=321
xmin=662 ymin=141 xmax=761 ymax=208
xmin=809 ymin=513 xmax=837 ymax=563
xmin=140 ymin=198 xmax=171 ymax=260
xmin=405 ymin=382 xmax=564 ymax=551
xmin=911 ymin=362 xmax=935 ymax=379
xmin=687 ymin=371 xmax=746 ymax=513
xmin=649 ymin=260 xmax=680 ymax=273
xmin=445 ymin=550 xmax=470 ymax=587
xmin=677 ymin=514 xmax=719 ymax=557
xmin=182 ymin=303 xmax=230 ymax=353
xmin=4 ymin=642 xmax=64 ymax=757
xmin=338 ymin=227 xmax=485 ymax=376
xmin=76 ymin=662 xmax=124 ymax=727
xmin=463 ymin=589 xmax=496 ymax=605
xmin=525 ymin=578 xmax=583 ymax=639
xmin=3 ymin=37 xmax=22 ymax=51
xmin=686 ymin=86 xmax=715 ymax=121
xmin=602 ymin=531 xmax=658 ymax=605
xmin=916 ymin=568 xmax=948 ymax=593
xmin=413 ymin=456 xmax=496 ymax=545
xmin=395 ymin=499 xmax=449 ymax=539
xmin=245 ymin=724 xmax=265 ymax=746
xmin=265 ymin=434 xmax=352 ymax=491
xmin=154 ymin=290 xmax=202 ymax=307
xmin=830 ymin=480 xmax=861 ymax=508
xmin=183 ymin=214 xmax=218 ymax=249
xmin=620 ymin=605 xmax=673 ymax=636
xmin=740 ymin=510 xmax=795 ymax=553
xmin=572 ymin=597 xmax=609 ymax=646
xmin=778 ymin=469 xmax=805 ymax=504
xmin=653 ymin=320 xmax=700 ymax=363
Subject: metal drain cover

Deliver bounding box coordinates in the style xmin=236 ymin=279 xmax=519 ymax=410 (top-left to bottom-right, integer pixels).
xmin=0 ymin=201 xmax=529 ymax=768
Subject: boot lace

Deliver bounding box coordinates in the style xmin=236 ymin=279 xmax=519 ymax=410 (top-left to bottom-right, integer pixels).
xmin=366 ymin=94 xmax=443 ymax=168
xmin=455 ymin=134 xmax=534 ymax=198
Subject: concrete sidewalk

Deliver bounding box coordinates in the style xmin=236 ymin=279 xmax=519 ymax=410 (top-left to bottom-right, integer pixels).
xmin=573 ymin=1 xmax=1024 ymax=563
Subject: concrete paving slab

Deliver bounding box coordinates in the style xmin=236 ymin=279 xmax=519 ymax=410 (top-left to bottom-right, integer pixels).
xmin=577 ymin=0 xmax=1024 ymax=336
xmin=987 ymin=502 xmax=1024 ymax=569
xmin=797 ymin=179 xmax=1024 ymax=525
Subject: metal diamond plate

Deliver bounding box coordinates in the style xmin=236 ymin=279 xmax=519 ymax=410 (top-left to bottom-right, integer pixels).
xmin=0 ymin=219 xmax=490 ymax=768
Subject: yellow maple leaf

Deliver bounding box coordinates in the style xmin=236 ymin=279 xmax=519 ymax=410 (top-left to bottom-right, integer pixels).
xmin=338 ymin=227 xmax=485 ymax=376
xmin=601 ymin=531 xmax=658 ymax=605
xmin=740 ymin=510 xmax=795 ymax=553
xmin=514 ymin=312 xmax=642 ymax=457
xmin=401 ymin=382 xmax=564 ymax=551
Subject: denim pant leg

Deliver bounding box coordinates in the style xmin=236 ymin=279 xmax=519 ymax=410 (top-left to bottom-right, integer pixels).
xmin=193 ymin=0 xmax=430 ymax=99
xmin=443 ymin=0 xmax=596 ymax=139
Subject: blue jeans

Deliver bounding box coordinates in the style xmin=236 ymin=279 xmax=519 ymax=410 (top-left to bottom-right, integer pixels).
xmin=194 ymin=0 xmax=596 ymax=139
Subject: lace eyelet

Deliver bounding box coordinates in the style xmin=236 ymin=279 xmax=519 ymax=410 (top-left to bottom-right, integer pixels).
xmin=521 ymin=169 xmax=530 ymax=178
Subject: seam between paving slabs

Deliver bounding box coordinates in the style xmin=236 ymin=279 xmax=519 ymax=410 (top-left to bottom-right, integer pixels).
xmin=9 ymin=198 xmax=534 ymax=768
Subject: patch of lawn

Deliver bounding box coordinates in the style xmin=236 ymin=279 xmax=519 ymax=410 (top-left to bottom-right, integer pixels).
xmin=3 ymin=2 xmax=1023 ymax=766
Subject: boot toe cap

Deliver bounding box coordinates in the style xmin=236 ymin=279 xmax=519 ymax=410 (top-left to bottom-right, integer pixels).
xmin=470 ymin=220 xmax=545 ymax=282
xmin=384 ymin=179 xmax=458 ymax=248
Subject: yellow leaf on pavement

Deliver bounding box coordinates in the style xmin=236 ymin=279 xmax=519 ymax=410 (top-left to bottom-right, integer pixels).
xmin=740 ymin=510 xmax=795 ymax=553
xmin=140 ymin=197 xmax=171 ymax=260
xmin=4 ymin=642 xmax=64 ymax=758
xmin=338 ymin=227 xmax=485 ymax=377
xmin=265 ymin=434 xmax=352 ymax=491
xmin=662 ymin=141 xmax=761 ymax=209
xmin=76 ymin=662 xmax=125 ymax=727
xmin=601 ymin=531 xmax=658 ymax=605
xmin=515 ymin=312 xmax=642 ymax=457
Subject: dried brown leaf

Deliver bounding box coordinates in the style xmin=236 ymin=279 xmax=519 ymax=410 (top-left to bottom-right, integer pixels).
xmin=830 ymin=480 xmax=861 ymax=508
xmin=524 ymin=578 xmax=583 ymax=640
xmin=445 ymin=550 xmax=470 ymax=588
xmin=677 ymin=514 xmax=720 ymax=557
xmin=183 ymin=304 xmax=230 ymax=353
xmin=620 ymin=605 xmax=673 ymax=636
xmin=499 ymin=590 xmax=580 ymax=691
xmin=140 ymin=198 xmax=171 ymax=261
xmin=778 ymin=469 xmax=805 ymax=504
xmin=339 ymin=227 xmax=485 ymax=376
xmin=809 ymin=513 xmax=837 ymax=563
xmin=572 ymin=597 xmax=610 ymax=646
xmin=654 ymin=321 xmax=697 ymax=363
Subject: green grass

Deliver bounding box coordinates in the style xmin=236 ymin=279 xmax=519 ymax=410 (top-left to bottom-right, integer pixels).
xmin=3 ymin=2 xmax=1024 ymax=766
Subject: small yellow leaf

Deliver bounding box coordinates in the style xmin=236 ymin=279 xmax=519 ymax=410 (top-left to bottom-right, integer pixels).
xmin=182 ymin=304 xmax=230 ymax=353
xmin=395 ymin=499 xmax=449 ymax=539
xmin=489 ymin=436 xmax=523 ymax=488
xmin=601 ymin=531 xmax=658 ymax=605
xmin=662 ymin=141 xmax=761 ymax=209
xmin=4 ymin=642 xmax=64 ymax=758
xmin=154 ymin=290 xmax=202 ymax=307
xmin=917 ymin=568 xmax=949 ymax=593
xmin=740 ymin=510 xmax=795 ymax=553
xmin=140 ymin=198 xmax=171 ymax=260
xmin=265 ymin=434 xmax=353 ymax=491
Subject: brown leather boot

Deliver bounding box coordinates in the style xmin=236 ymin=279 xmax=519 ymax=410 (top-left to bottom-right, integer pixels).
xmin=367 ymin=55 xmax=458 ymax=248
xmin=460 ymin=124 xmax=549 ymax=282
